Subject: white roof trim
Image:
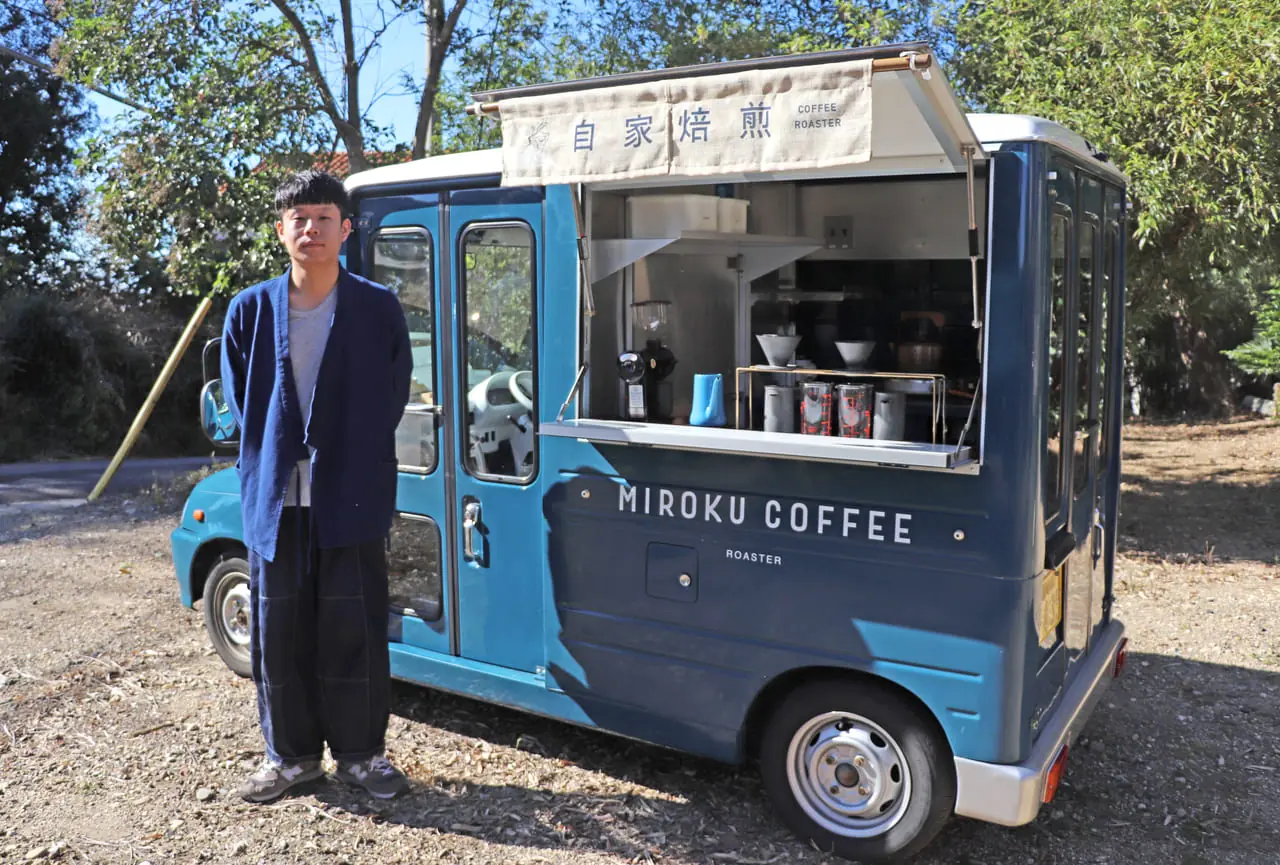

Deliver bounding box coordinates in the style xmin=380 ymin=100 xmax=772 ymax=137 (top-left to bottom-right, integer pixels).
xmin=344 ymin=150 xmax=502 ymax=191
xmin=967 ymin=113 xmax=1128 ymax=184
xmin=346 ymin=112 xmax=1125 ymax=191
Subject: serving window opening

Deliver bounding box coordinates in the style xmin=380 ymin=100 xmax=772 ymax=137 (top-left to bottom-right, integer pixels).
xmin=573 ymin=171 xmax=989 ymax=472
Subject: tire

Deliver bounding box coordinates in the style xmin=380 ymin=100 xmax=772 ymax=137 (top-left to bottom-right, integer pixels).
xmin=202 ymin=555 xmax=253 ymax=678
xmin=759 ymin=679 xmax=956 ymax=863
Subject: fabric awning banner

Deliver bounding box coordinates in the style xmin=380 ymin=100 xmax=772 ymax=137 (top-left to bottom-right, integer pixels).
xmin=498 ymin=59 xmax=873 ymax=186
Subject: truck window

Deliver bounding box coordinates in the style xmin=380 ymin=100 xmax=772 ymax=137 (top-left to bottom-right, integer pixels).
xmin=460 ymin=223 xmax=537 ymax=483
xmin=1045 ymin=208 xmax=1070 ymax=521
xmin=1073 ymin=218 xmax=1098 ymax=495
xmin=371 ymin=227 xmax=437 ymax=472
xmin=387 ymin=513 xmax=442 ymax=621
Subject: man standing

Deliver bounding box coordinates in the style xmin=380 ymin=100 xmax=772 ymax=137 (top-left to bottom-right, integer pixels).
xmin=220 ymin=170 xmax=412 ymax=803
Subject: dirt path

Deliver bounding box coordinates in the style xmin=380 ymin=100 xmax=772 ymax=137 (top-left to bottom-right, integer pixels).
xmin=1 ymin=420 xmax=1277 ymax=864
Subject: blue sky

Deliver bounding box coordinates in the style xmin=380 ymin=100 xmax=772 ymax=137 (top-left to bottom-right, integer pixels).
xmin=86 ymin=1 xmax=487 ymax=146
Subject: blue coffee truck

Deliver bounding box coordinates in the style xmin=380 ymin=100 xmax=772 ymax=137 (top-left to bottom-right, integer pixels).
xmin=175 ymin=43 xmax=1130 ymax=862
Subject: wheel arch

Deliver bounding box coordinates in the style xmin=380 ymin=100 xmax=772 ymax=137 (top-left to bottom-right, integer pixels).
xmin=741 ymin=666 xmax=954 ymax=766
xmin=188 ymin=538 xmax=249 ymax=606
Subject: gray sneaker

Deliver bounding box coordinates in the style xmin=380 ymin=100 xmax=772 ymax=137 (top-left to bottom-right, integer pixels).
xmin=236 ymin=757 xmax=324 ymax=803
xmin=334 ymin=754 xmax=410 ymax=799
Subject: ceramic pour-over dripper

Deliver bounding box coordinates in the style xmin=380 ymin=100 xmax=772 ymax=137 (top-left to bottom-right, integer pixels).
xmin=835 ymin=340 xmax=875 ymax=369
xmin=755 ymin=334 xmax=801 ymax=368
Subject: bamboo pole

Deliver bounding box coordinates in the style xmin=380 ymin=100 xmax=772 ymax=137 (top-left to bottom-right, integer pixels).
xmin=465 ymin=53 xmax=932 ymax=116
xmin=87 ymin=292 xmax=216 ymax=502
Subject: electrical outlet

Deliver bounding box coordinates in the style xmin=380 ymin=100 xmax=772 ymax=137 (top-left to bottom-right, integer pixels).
xmin=824 ymin=215 xmax=853 ymax=249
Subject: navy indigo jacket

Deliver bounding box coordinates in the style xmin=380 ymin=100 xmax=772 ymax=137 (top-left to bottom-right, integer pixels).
xmin=221 ymin=267 xmax=411 ymax=562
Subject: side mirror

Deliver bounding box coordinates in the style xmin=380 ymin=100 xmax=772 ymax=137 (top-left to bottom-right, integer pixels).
xmin=201 ymin=378 xmax=239 ymax=446
xmin=200 ymin=337 xmax=239 ymax=447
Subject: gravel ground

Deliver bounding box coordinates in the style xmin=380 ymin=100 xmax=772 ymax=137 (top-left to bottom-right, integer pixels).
xmin=1 ymin=419 xmax=1278 ymax=865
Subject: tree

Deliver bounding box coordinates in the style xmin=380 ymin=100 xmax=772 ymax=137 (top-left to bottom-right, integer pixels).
xmin=49 ymin=0 xmax=484 ymax=294
xmin=415 ymin=0 xmax=470 ymax=159
xmin=436 ymin=0 xmax=934 ymax=152
xmin=0 ymin=3 xmax=89 ymax=292
xmin=1224 ymin=281 xmax=1280 ymax=378
xmin=58 ymin=0 xmax=467 ymax=174
xmin=547 ymin=0 xmax=933 ymax=74
xmin=49 ymin=0 xmax=333 ymax=295
xmin=947 ymin=0 xmax=1280 ymax=413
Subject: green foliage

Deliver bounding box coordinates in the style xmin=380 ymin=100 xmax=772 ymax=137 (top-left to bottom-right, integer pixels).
xmin=550 ymin=0 xmax=931 ymax=72
xmin=434 ymin=0 xmax=555 ymax=153
xmin=0 ymin=5 xmax=89 ymax=292
xmin=462 ymin=229 xmax=534 ymax=372
xmin=948 ymin=0 xmax=1280 ymax=412
xmin=54 ymin=0 xmax=332 ymax=296
xmin=0 ymin=289 xmax=216 ymax=461
xmin=1224 ymin=281 xmax=1280 ymax=376
xmin=951 ymin=0 xmax=1280 ymax=268
xmin=435 ymin=0 xmax=933 ymax=153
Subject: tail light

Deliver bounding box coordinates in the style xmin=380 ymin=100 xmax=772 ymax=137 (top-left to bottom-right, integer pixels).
xmin=1114 ymin=637 xmax=1129 ymax=678
xmin=1042 ymin=744 xmax=1069 ymax=804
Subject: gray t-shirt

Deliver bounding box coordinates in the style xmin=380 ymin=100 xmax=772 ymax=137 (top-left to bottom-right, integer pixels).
xmin=285 ymin=288 xmax=337 ymax=507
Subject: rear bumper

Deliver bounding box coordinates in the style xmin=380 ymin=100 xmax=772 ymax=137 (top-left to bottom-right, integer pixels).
xmin=952 ymin=619 xmax=1126 ymax=826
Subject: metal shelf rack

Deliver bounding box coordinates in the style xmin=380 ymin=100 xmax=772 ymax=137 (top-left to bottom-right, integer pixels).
xmin=734 ymin=365 xmax=948 ymax=444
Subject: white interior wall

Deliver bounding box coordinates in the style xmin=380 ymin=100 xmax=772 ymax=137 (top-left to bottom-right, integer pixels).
xmin=746 ymin=176 xmax=987 ymax=260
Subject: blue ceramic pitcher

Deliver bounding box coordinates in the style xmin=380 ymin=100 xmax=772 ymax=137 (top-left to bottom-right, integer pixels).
xmin=690 ymin=373 xmax=726 ymax=426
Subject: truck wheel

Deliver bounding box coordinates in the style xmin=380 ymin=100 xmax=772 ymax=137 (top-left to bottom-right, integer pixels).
xmin=202 ymin=556 xmax=253 ymax=678
xmin=759 ymin=679 xmax=955 ymax=863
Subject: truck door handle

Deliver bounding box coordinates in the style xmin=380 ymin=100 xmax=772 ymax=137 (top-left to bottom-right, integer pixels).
xmin=462 ymin=500 xmax=482 ymax=563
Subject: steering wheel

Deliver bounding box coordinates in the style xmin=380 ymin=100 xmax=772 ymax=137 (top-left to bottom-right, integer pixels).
xmin=508 ymin=370 xmax=534 ymax=413
xmin=468 ymin=370 xmax=534 ymax=421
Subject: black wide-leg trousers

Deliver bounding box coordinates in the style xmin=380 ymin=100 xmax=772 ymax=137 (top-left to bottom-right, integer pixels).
xmin=248 ymin=507 xmax=391 ymax=765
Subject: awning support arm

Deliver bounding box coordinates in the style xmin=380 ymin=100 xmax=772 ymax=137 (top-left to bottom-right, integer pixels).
xmin=964 ymin=144 xmax=983 ymax=360
xmin=570 ymin=184 xmax=596 ymax=317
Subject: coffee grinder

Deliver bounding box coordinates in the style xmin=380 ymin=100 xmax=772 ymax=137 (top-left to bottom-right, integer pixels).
xmin=618 ymin=300 xmax=677 ymax=422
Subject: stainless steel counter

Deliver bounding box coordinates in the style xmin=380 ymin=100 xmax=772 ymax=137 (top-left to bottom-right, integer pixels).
xmin=542 ymin=419 xmax=977 ymax=472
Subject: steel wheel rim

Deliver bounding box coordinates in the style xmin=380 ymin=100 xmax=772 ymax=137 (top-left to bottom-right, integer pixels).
xmin=785 ymin=711 xmax=912 ymax=838
xmin=219 ymin=574 xmax=252 ymax=648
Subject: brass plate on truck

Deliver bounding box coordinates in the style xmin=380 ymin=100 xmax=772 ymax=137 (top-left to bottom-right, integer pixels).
xmin=1036 ymin=565 xmax=1064 ymax=648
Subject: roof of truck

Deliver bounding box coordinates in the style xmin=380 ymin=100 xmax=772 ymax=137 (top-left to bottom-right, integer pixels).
xmin=345 ymin=113 xmax=1124 ymax=192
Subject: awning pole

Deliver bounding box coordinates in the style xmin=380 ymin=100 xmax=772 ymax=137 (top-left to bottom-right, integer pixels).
xmin=555 ymin=184 xmax=594 ymax=424
xmin=87 ymin=291 xmax=215 ymax=501
xmin=570 ymin=183 xmax=595 ymax=317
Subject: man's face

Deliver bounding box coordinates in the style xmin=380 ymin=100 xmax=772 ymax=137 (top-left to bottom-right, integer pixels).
xmin=275 ymin=203 xmax=351 ymax=266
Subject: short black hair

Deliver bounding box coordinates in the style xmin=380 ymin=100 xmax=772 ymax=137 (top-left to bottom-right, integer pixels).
xmin=274 ymin=169 xmax=350 ymax=218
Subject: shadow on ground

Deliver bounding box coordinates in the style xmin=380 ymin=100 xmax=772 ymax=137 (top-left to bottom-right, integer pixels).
xmin=1118 ymin=473 xmax=1280 ymax=564
xmin=266 ymin=652 xmax=1280 ymax=865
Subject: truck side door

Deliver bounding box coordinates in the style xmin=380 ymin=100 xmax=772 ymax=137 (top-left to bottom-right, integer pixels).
xmin=360 ymin=195 xmax=453 ymax=658
xmin=447 ymin=189 xmax=546 ymax=674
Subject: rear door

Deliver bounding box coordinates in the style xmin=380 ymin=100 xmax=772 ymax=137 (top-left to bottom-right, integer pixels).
xmin=1045 ymin=156 xmax=1106 ymax=676
xmin=1070 ymin=175 xmax=1105 ymax=658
